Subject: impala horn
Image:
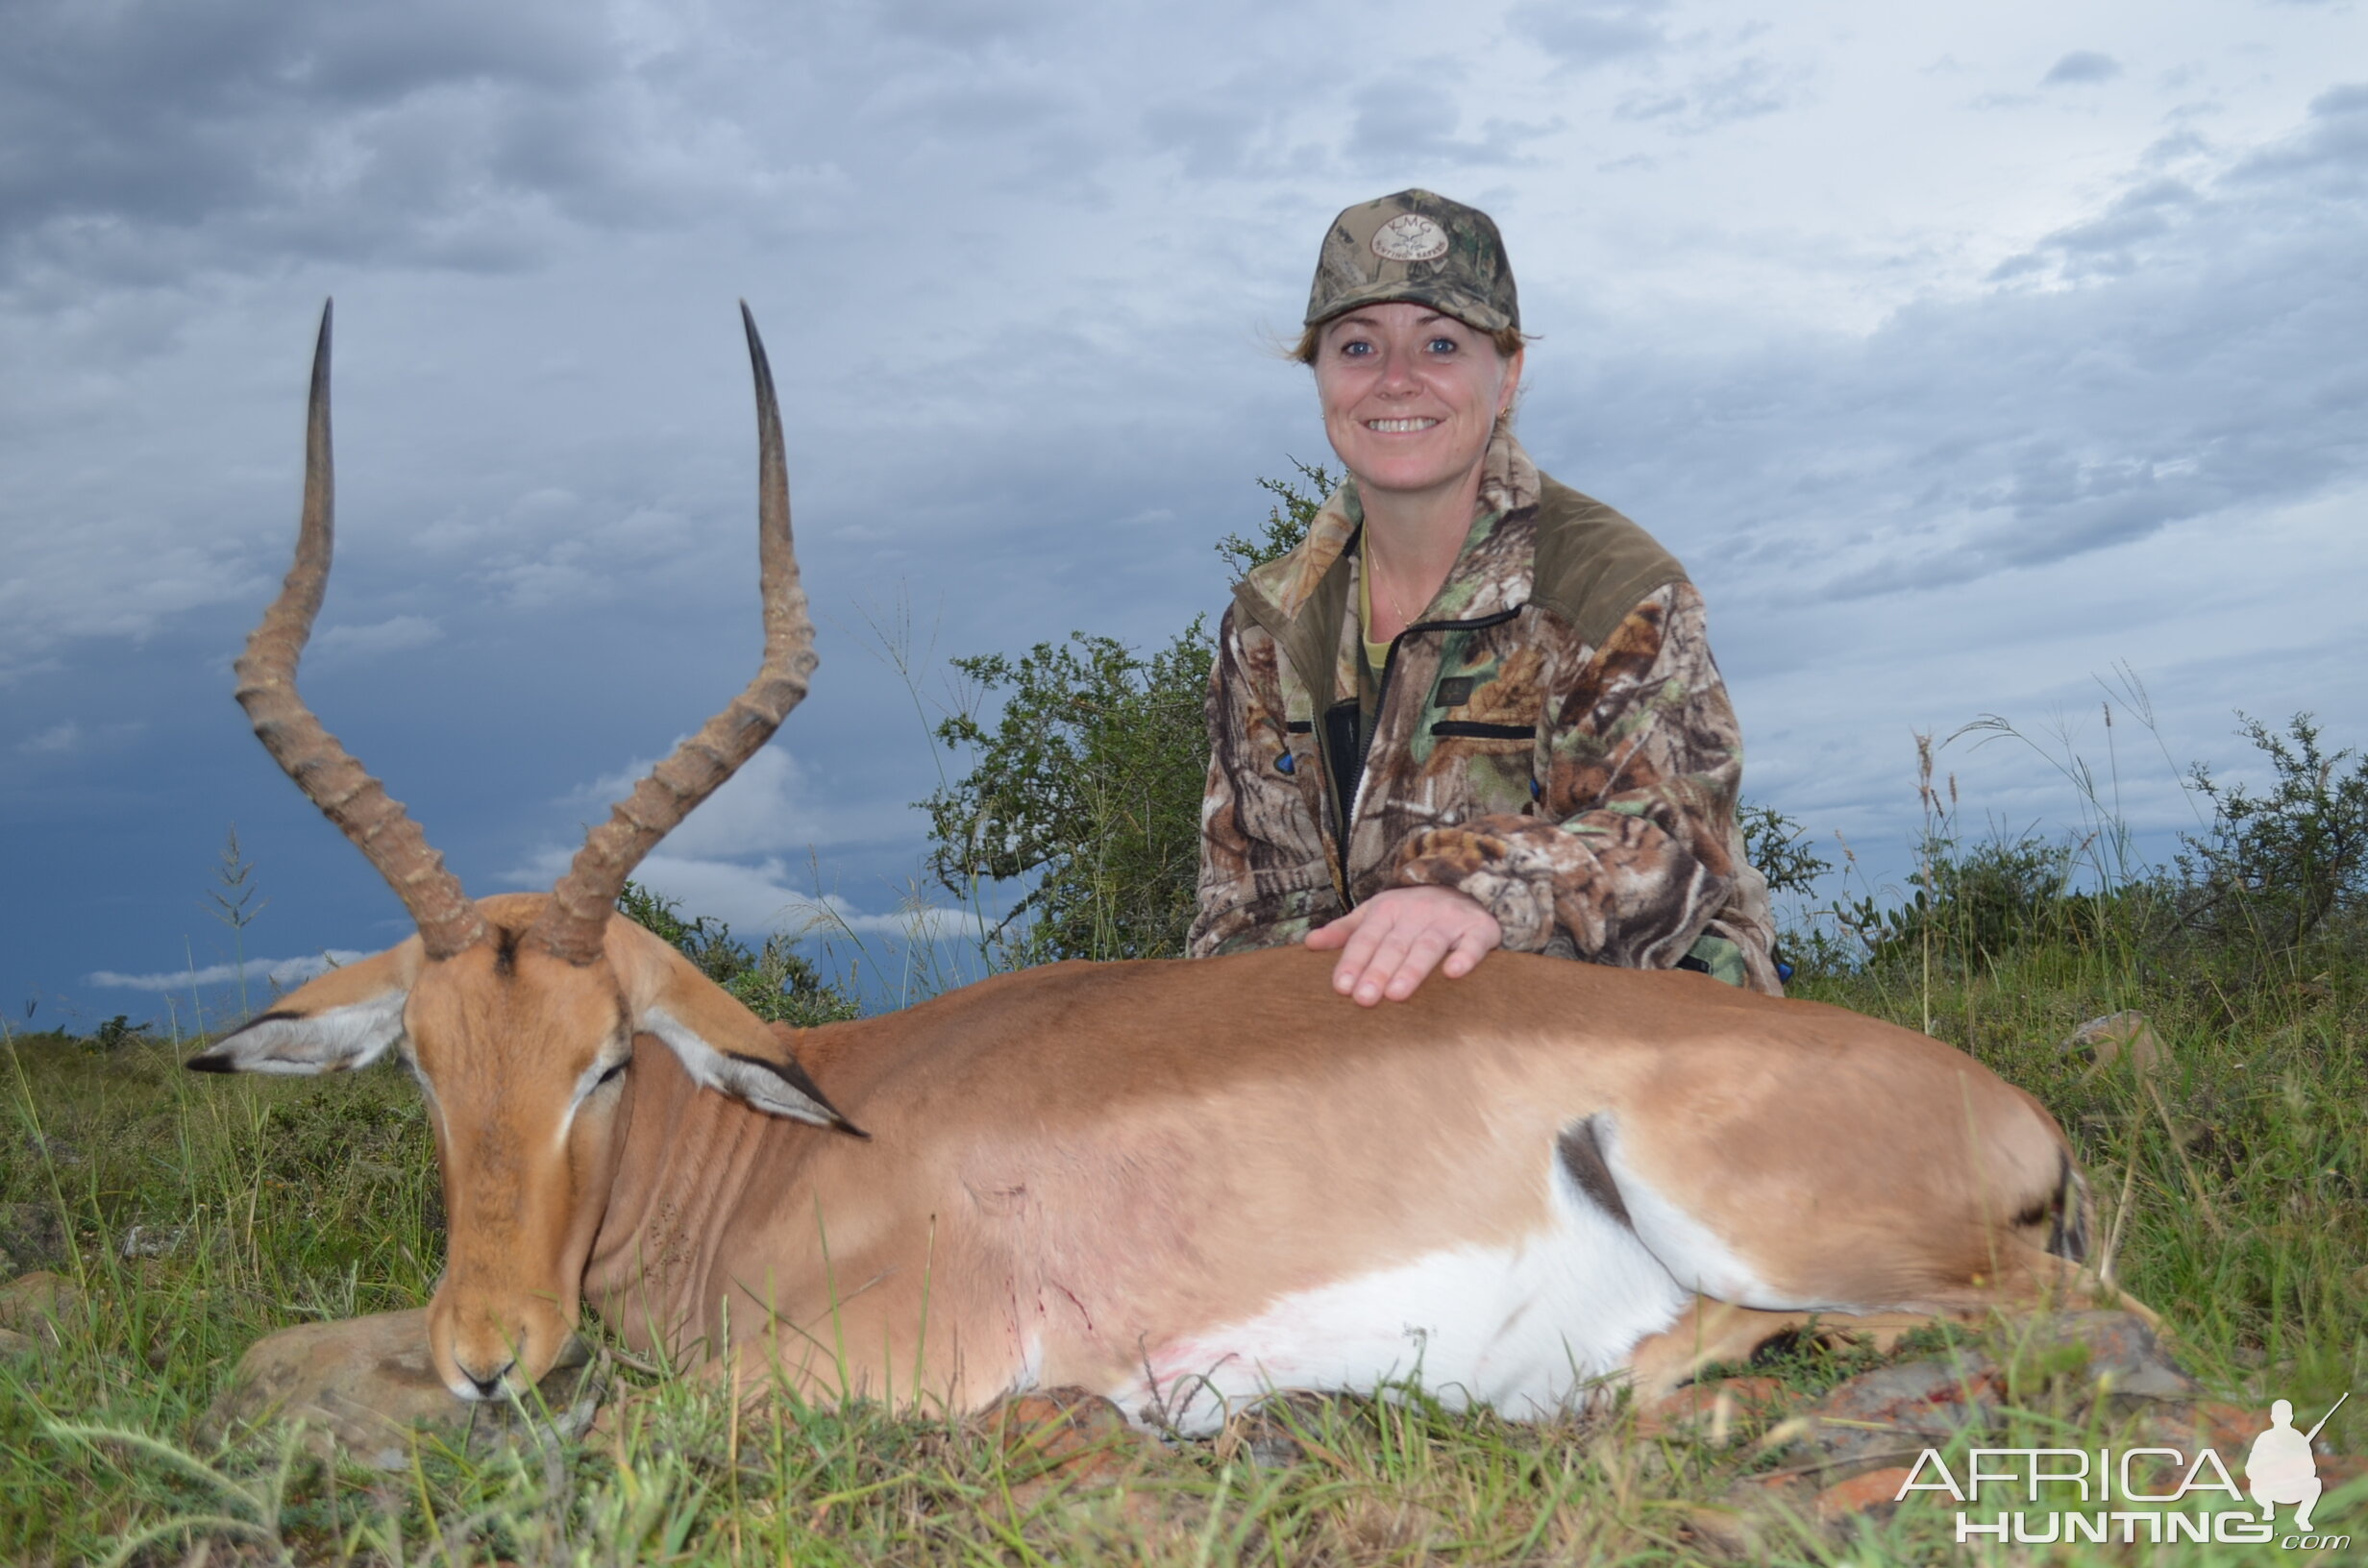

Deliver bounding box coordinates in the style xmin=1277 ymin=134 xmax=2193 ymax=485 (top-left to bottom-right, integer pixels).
xmin=236 ymin=301 xmax=486 ymax=959
xmin=527 ymin=303 xmax=818 ymax=965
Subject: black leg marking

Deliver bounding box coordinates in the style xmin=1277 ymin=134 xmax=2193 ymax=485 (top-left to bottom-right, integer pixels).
xmin=1556 ymin=1115 xmax=1634 ymax=1231
xmin=2048 ymin=1151 xmax=2090 ymax=1262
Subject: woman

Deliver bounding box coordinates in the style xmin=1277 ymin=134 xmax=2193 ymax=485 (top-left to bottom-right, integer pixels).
xmin=1188 ymin=189 xmax=1781 ymax=1004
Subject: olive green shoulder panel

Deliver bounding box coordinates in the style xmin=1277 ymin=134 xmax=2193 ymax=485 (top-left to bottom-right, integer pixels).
xmin=1526 ymin=477 xmax=1689 ymax=649
xmin=1231 ymin=548 xmax=1352 ymax=713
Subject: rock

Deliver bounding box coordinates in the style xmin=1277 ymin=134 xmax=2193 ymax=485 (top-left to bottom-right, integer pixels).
xmin=0 ymin=1201 xmax=65 ymax=1273
xmin=0 ymin=1326 xmax=35 ymax=1359
xmin=119 ymin=1224 xmax=185 ymax=1261
xmin=1636 ymin=1375 xmax=1791 ymax=1442
xmin=2008 ymin=1310 xmax=2199 ymax=1403
xmin=1814 ymin=1465 xmax=1915 ymax=1524
xmin=2319 ymin=1455 xmax=2368 ymax=1489
xmin=203 ymin=1309 xmax=604 ymax=1470
xmin=0 ymin=1269 xmax=82 ymax=1343
xmin=18 ymin=1133 xmax=84 ymax=1169
xmin=981 ymin=1387 xmax=1155 ymax=1504
xmin=1781 ymin=1352 xmax=2004 ymax=1477
xmin=1687 ymin=1473 xmax=1818 ymax=1557
xmin=2063 ymin=1011 xmax=2166 ymax=1076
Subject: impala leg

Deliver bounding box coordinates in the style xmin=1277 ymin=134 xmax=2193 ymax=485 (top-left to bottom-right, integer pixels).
xmin=1627 ymin=1298 xmax=2010 ymax=1404
xmin=1625 ymin=1298 xmax=1821 ymax=1401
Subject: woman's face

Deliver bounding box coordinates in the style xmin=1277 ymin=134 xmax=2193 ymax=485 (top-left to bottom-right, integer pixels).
xmin=1313 ymin=303 xmax=1522 ymax=506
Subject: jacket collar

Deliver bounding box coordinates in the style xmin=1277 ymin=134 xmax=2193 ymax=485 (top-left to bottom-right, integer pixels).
xmin=1234 ymin=423 xmax=1542 ymax=656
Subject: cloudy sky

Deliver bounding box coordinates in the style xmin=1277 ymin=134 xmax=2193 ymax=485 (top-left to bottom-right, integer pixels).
xmin=5 ymin=0 xmax=2363 ymax=1029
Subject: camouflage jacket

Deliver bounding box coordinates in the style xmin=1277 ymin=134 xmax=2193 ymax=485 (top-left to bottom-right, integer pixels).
xmin=1188 ymin=429 xmax=1782 ymax=993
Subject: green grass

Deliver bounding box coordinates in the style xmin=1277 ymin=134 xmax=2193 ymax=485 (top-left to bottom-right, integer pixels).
xmin=3 ymin=922 xmax=2362 ymax=1564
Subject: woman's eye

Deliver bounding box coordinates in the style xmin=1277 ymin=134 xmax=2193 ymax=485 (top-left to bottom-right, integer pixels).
xmin=1427 ymin=336 xmax=1459 ymax=355
xmin=1340 ymin=339 xmax=1372 ymax=356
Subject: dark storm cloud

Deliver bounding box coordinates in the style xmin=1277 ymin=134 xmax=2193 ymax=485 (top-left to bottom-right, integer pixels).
xmin=11 ymin=1 xmax=2367 ymax=1019
xmin=0 ymin=0 xmax=690 ymax=289
xmin=2042 ymin=51 xmax=2124 ymax=86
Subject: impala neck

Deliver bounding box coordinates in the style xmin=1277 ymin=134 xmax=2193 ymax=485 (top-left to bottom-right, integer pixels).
xmin=580 ymin=1033 xmax=777 ymax=1359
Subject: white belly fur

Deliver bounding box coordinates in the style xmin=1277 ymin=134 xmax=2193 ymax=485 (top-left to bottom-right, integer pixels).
xmin=1108 ymin=1146 xmax=1693 ymax=1434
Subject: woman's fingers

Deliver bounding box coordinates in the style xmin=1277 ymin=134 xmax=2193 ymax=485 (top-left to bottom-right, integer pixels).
xmin=1303 ymin=906 xmax=1363 ymax=950
xmin=1347 ymin=919 xmax=1421 ymax=1005
xmin=1310 ymin=887 xmax=1501 ymax=1004
xmin=1382 ymin=927 xmax=1455 ymax=1000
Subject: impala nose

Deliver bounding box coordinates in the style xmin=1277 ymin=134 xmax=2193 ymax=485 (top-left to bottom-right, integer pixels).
xmin=458 ymin=1358 xmax=515 ymax=1400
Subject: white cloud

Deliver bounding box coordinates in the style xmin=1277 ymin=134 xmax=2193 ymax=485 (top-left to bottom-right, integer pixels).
xmin=88 ymin=950 xmax=369 ymax=992
xmin=502 ymin=843 xmax=987 ymax=944
xmin=316 ymin=614 xmax=442 ymax=658
xmin=13 ymin=718 xmax=144 ymax=755
xmin=510 ymin=743 xmax=981 ymax=942
xmin=554 ymin=745 xmax=844 ymax=858
xmin=18 ymin=721 xmax=81 ymax=754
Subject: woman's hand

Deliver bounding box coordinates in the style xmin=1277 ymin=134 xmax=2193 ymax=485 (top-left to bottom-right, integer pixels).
xmin=1305 ymin=885 xmax=1503 ymax=1005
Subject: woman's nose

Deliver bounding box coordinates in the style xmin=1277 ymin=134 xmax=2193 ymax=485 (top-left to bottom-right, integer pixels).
xmin=1374 ymin=346 xmax=1419 ymax=391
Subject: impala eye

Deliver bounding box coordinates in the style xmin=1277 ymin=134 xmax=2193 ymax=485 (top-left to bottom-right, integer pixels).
xmin=596 ymin=1061 xmax=627 ymax=1088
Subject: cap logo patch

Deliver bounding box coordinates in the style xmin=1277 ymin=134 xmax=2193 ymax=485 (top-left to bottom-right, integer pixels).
xmin=1370 ymin=213 xmax=1449 ymax=262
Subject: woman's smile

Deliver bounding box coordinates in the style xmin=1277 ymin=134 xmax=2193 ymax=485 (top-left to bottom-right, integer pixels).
xmin=1316 ymin=303 xmax=1520 ymax=507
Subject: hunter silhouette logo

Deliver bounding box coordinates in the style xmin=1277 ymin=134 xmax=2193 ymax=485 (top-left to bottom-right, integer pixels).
xmin=1896 ymin=1390 xmax=2352 ymax=1548
xmin=2247 ymin=1393 xmax=2345 ymax=1532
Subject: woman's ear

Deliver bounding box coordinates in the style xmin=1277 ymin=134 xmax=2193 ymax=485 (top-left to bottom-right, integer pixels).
xmin=1497 ymin=347 xmax=1526 ymax=417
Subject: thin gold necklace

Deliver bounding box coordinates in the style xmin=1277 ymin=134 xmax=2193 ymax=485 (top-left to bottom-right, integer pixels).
xmin=1367 ymin=543 xmax=1415 ymax=629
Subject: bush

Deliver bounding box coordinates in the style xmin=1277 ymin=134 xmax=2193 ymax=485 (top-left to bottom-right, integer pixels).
xmin=1837 ymin=833 xmax=2086 ymax=969
xmin=918 ymin=467 xmax=1336 ymax=966
xmin=1738 ymin=802 xmax=1830 ymax=899
xmin=613 ymin=882 xmax=858 ymax=1027
xmin=923 ymin=627 xmax=1216 ymax=964
xmin=2178 ymin=712 xmax=2368 ymax=954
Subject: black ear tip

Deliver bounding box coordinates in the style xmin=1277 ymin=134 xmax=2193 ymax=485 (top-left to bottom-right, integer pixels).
xmin=185 ymin=1053 xmax=234 ymax=1074
xmin=835 ymin=1116 xmax=871 ymax=1141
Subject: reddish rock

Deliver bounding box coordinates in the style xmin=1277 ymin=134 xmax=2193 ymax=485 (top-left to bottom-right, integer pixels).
xmin=203 ymin=1309 xmax=602 ymax=1469
xmin=0 ymin=1269 xmax=80 ymax=1343
xmin=2012 ymin=1311 xmax=2198 ymax=1402
xmin=1816 ymin=1465 xmax=1915 ymax=1522
xmin=1637 ymin=1376 xmax=1792 ymax=1441
xmin=2144 ymin=1399 xmax=2262 ymax=1454
xmin=2063 ymin=1012 xmax=2167 ymax=1076
xmin=1787 ymin=1353 xmax=2004 ymax=1471
xmin=2315 ymin=1455 xmax=2366 ymax=1487
xmin=1688 ymin=1473 xmax=1819 ymax=1556
xmin=983 ymin=1386 xmax=1153 ymax=1504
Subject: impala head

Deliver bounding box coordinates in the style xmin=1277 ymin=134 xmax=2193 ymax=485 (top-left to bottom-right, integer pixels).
xmin=188 ymin=303 xmax=859 ymax=1401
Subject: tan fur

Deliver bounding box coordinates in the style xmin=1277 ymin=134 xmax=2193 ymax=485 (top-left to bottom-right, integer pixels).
xmin=213 ymin=315 xmax=2116 ymax=1415
xmin=234 ymin=905 xmax=2118 ymax=1411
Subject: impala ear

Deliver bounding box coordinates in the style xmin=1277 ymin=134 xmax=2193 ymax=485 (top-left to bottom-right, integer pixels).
xmin=607 ymin=918 xmax=864 ymax=1136
xmin=187 ymin=942 xmax=421 ymax=1075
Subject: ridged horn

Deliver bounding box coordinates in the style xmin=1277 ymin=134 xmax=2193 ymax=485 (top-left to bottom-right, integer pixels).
xmin=527 ymin=305 xmax=817 ymax=966
xmin=234 ymin=301 xmax=487 ymax=960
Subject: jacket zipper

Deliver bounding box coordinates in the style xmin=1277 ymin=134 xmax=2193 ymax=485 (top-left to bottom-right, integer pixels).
xmin=1331 ymin=603 xmax=1523 ymax=907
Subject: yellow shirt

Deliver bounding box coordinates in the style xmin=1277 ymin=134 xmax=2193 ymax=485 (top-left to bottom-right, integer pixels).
xmin=1358 ymin=557 xmax=1392 ymax=675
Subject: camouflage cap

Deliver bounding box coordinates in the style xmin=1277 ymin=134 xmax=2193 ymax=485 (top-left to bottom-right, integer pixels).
xmin=1304 ymin=189 xmax=1519 ymax=335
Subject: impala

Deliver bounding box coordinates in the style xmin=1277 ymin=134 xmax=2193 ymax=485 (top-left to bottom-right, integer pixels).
xmin=193 ymin=305 xmax=2107 ymax=1433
